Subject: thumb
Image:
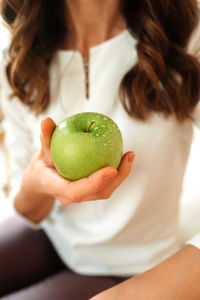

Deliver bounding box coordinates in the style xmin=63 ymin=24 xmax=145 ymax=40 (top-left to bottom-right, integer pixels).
xmin=39 ymin=117 xmax=56 ymax=164
xmin=40 ymin=117 xmax=56 ymax=150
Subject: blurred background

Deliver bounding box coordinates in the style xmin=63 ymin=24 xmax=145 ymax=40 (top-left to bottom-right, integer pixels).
xmin=0 ymin=14 xmax=200 ymax=244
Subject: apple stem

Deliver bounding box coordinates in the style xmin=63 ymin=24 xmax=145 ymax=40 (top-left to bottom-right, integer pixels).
xmin=87 ymin=120 xmax=95 ymax=132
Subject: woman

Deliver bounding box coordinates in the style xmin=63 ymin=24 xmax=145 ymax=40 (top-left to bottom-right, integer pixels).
xmin=0 ymin=0 xmax=200 ymax=299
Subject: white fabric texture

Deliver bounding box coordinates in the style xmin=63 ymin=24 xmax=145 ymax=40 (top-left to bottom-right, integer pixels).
xmin=1 ymin=28 xmax=200 ymax=276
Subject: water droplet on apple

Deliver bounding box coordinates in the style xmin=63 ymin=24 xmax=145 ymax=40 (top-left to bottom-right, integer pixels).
xmin=103 ymin=117 xmax=108 ymax=120
xmin=103 ymin=134 xmax=105 ymax=137
xmin=59 ymin=122 xmax=66 ymax=129
xmin=101 ymin=125 xmax=105 ymax=128
xmin=96 ymin=134 xmax=99 ymax=136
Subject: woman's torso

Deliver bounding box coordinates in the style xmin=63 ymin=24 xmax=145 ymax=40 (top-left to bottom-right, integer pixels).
xmin=1 ymin=29 xmax=197 ymax=276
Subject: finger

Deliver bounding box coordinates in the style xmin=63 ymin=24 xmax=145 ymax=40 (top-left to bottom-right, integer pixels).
xmin=57 ymin=166 xmax=118 ymax=204
xmin=93 ymin=151 xmax=135 ymax=199
xmin=114 ymin=151 xmax=135 ymax=178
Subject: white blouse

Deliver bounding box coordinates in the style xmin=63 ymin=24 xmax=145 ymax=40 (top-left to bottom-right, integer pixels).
xmin=1 ymin=28 xmax=200 ymax=276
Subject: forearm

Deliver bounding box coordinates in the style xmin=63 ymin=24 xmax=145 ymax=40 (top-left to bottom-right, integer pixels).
xmin=125 ymin=244 xmax=200 ymax=299
xmin=14 ymin=182 xmax=55 ymax=225
xmin=91 ymin=244 xmax=200 ymax=300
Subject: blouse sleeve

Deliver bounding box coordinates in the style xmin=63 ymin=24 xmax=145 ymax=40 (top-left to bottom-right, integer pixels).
xmin=0 ymin=52 xmax=42 ymax=229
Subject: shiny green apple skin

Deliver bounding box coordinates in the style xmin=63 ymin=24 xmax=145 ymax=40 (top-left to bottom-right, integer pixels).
xmin=50 ymin=112 xmax=123 ymax=181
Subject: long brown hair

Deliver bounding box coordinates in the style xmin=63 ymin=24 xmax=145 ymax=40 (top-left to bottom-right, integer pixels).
xmin=1 ymin=0 xmax=200 ymax=122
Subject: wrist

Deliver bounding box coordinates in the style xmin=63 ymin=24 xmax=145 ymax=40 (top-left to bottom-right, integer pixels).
xmin=14 ymin=171 xmax=55 ymax=224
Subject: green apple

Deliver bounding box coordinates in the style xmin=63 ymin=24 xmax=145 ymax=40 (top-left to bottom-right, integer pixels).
xmin=50 ymin=112 xmax=123 ymax=181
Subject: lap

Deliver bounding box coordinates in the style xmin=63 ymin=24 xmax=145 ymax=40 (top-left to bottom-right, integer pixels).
xmin=0 ymin=215 xmax=129 ymax=300
xmin=0 ymin=215 xmax=64 ymax=296
xmin=2 ymin=269 xmax=127 ymax=300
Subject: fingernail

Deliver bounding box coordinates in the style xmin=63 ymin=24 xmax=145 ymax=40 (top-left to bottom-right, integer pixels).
xmin=128 ymin=153 xmax=135 ymax=162
xmin=104 ymin=170 xmax=117 ymax=181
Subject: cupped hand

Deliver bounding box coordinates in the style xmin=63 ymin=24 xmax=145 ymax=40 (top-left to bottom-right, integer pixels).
xmin=35 ymin=117 xmax=135 ymax=205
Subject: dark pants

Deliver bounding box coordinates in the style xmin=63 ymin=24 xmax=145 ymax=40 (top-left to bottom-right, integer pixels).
xmin=0 ymin=216 xmax=128 ymax=300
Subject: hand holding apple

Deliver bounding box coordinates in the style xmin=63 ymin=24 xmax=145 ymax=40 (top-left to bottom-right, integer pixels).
xmin=27 ymin=116 xmax=135 ymax=206
xmin=14 ymin=117 xmax=135 ymax=225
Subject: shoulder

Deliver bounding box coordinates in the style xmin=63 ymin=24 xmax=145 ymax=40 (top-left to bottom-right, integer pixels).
xmin=0 ymin=49 xmax=30 ymax=121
